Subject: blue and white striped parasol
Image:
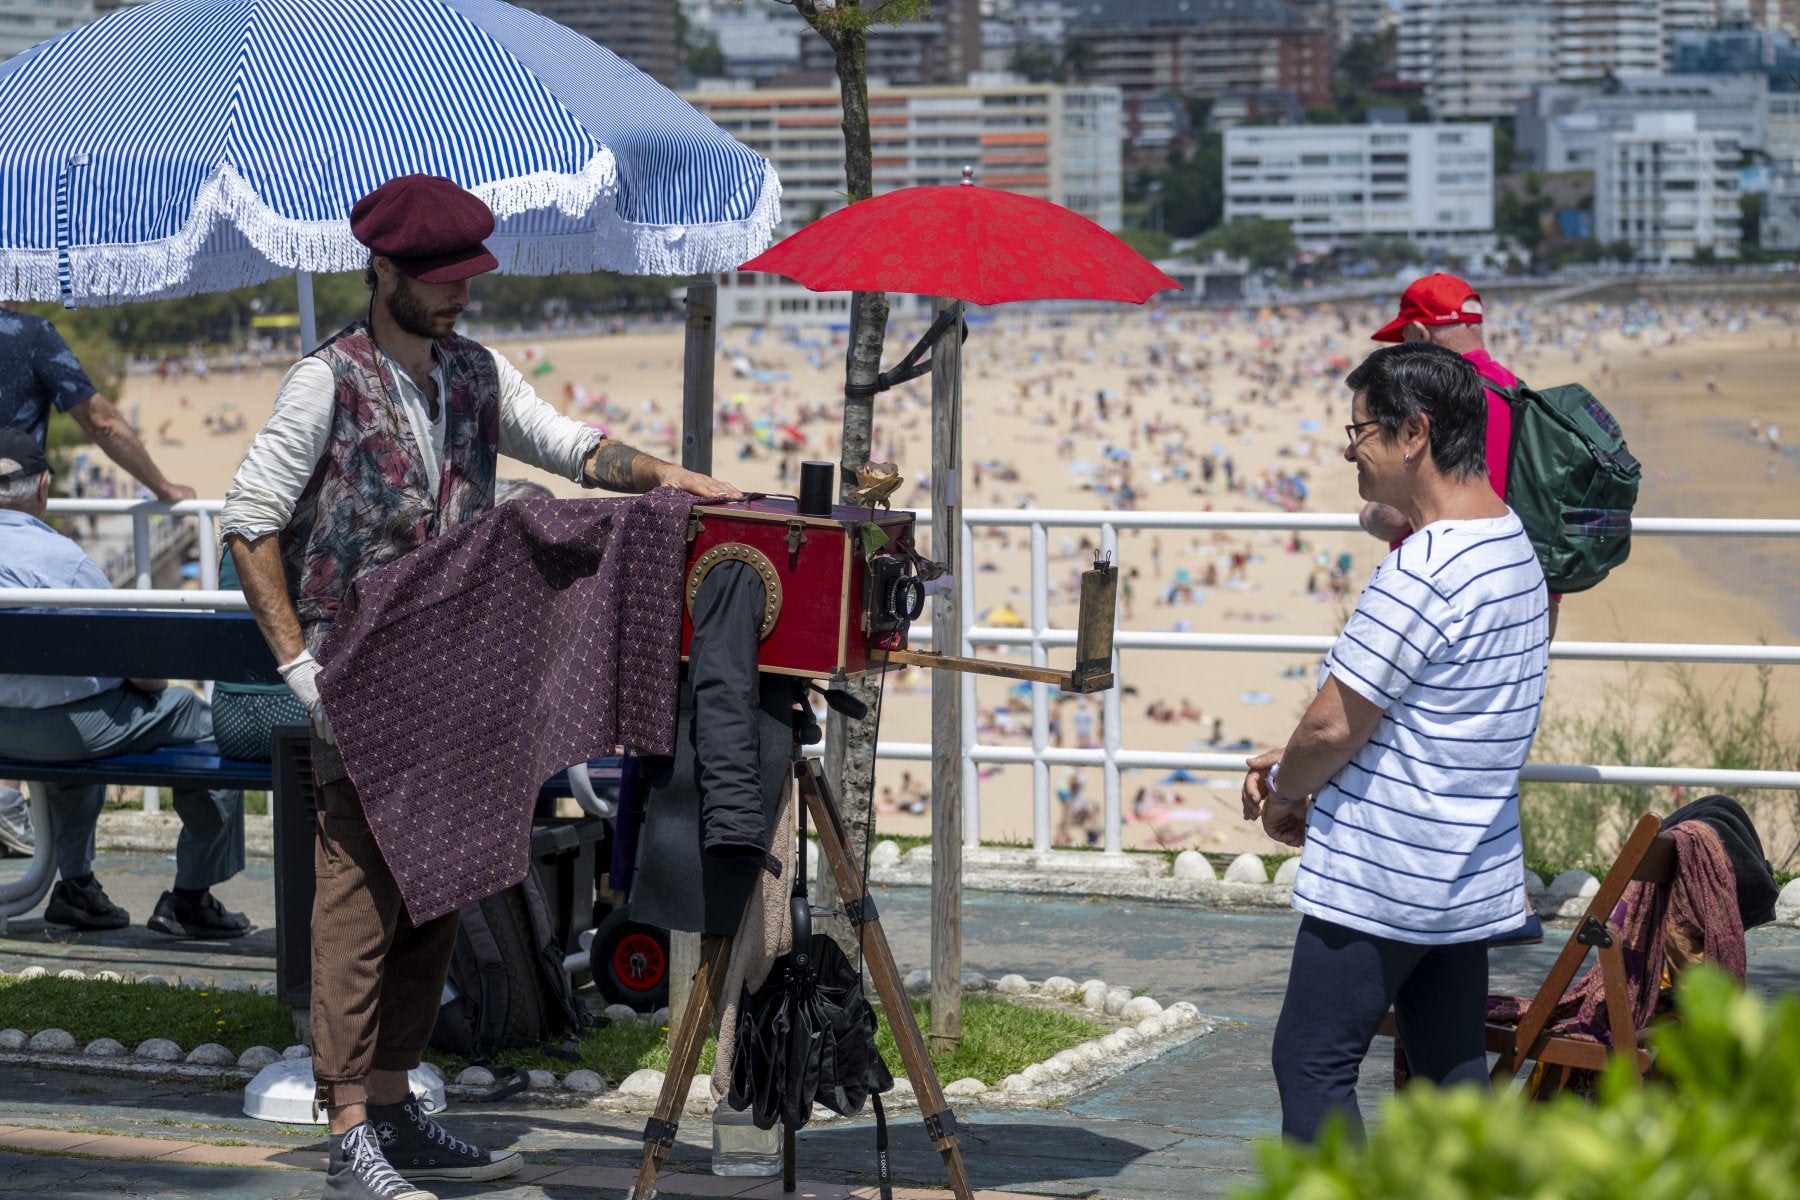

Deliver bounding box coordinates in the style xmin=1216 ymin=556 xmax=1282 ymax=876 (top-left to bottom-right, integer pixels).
xmin=0 ymin=0 xmax=780 ymax=307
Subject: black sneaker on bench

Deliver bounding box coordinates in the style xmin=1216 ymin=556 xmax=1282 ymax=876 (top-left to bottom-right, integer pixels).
xmin=367 ymin=1097 xmax=523 ymax=1183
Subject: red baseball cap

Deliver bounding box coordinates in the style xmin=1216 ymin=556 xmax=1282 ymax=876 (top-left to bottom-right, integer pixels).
xmin=350 ymin=174 xmax=499 ymax=283
xmin=1371 ymin=273 xmax=1484 ymax=343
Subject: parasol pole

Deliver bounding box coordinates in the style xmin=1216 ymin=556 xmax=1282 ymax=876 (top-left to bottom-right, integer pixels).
xmin=668 ymin=281 xmax=718 ymax=1037
xmin=929 ymin=295 xmax=965 ymax=1053
xmin=295 ymin=271 xmax=317 ymax=354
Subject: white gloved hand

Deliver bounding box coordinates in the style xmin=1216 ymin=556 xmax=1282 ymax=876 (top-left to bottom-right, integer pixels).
xmin=277 ymin=650 xmax=335 ymax=744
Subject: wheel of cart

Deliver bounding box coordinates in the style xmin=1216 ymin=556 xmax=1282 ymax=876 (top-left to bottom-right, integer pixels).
xmin=588 ymin=909 xmax=671 ymax=1011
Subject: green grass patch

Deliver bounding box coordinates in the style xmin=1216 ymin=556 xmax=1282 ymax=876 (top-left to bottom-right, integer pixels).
xmin=432 ymin=993 xmax=1104 ymax=1086
xmin=876 ymin=994 xmax=1105 ymax=1084
xmin=3 ymin=980 xmax=1102 ymax=1089
xmin=427 ymin=1010 xmax=714 ymax=1082
xmin=0 ymin=977 xmax=294 ymax=1052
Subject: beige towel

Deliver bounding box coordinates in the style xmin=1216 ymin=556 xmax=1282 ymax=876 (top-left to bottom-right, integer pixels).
xmin=710 ymin=782 xmax=797 ymax=1102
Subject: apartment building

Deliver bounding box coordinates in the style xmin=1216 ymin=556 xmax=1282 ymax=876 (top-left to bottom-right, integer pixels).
xmin=1397 ymin=2 xmax=1557 ymax=119
xmin=0 ymin=0 xmax=90 ymax=58
xmin=1065 ymin=0 xmax=1331 ymax=108
xmin=1516 ymin=74 xmax=1769 ymax=171
xmin=512 ymin=1 xmax=678 ymax=85
xmin=686 ymin=81 xmax=1123 ymax=325
xmin=1400 ymin=0 xmax=1707 ymax=118
xmin=1594 ymin=111 xmax=1742 ymax=260
xmin=1223 ymin=123 xmax=1496 ymax=256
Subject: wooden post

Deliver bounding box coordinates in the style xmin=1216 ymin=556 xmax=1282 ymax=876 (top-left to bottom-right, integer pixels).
xmin=669 ymin=281 xmax=718 ymax=1035
xmin=682 ymin=282 xmax=717 ymax=476
xmin=929 ymin=297 xmax=964 ymax=1053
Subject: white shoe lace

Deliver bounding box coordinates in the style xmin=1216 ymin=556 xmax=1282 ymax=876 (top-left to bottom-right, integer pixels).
xmin=346 ymin=1124 xmax=417 ymax=1197
xmin=406 ymin=1101 xmax=481 ymax=1160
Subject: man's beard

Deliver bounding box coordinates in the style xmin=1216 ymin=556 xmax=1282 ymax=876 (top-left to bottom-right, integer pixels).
xmin=385 ymin=276 xmax=459 ymax=339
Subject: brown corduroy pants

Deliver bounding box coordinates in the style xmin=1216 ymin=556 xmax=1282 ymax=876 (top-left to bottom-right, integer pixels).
xmin=310 ymin=778 xmax=460 ymax=1108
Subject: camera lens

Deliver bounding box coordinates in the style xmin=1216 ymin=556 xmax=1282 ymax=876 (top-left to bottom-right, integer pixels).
xmin=884 ymin=574 xmax=925 ymax=623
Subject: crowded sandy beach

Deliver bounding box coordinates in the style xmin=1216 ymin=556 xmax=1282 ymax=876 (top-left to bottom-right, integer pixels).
xmin=101 ymin=289 xmax=1800 ymax=855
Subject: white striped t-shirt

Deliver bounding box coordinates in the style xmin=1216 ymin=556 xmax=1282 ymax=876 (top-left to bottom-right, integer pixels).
xmin=1293 ymin=512 xmax=1549 ymax=944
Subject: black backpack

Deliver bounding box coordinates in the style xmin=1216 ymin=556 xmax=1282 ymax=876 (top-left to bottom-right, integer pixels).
xmin=430 ymin=873 xmax=594 ymax=1064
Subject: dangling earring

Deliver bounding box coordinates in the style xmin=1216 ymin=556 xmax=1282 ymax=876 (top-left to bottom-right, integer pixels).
xmin=1403 ymin=453 xmax=1413 ymax=466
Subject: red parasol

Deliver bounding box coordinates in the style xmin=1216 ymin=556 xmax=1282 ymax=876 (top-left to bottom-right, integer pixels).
xmin=738 ymin=178 xmax=1180 ymax=306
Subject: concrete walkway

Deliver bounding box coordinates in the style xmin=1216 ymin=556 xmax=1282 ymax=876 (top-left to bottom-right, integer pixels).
xmin=3 ymin=850 xmax=1800 ymax=1199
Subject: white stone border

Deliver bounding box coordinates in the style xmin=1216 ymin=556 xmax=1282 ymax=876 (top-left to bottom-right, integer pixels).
xmin=0 ymin=966 xmax=1217 ymax=1114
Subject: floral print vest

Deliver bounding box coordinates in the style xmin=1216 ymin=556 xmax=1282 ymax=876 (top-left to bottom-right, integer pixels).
xmin=280 ymin=322 xmax=499 ymax=634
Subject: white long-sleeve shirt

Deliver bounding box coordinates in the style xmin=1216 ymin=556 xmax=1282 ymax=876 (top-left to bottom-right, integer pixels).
xmin=220 ymin=345 xmax=600 ymax=541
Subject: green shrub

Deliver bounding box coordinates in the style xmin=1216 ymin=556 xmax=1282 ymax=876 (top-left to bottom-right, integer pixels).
xmin=1522 ymin=664 xmax=1800 ymax=868
xmin=1234 ymin=967 xmax=1800 ymax=1200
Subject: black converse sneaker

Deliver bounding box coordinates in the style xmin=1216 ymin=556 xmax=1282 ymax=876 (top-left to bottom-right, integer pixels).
xmin=322 ymin=1121 xmax=436 ymax=1200
xmin=367 ymin=1097 xmax=523 ymax=1183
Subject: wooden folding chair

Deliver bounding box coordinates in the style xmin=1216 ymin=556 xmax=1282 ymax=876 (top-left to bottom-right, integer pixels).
xmin=1484 ymin=813 xmax=1676 ymax=1097
xmin=1378 ymin=813 xmax=1677 ymax=1100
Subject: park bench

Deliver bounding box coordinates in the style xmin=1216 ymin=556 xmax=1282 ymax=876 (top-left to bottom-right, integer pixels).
xmin=0 ymin=609 xmax=623 ymax=1007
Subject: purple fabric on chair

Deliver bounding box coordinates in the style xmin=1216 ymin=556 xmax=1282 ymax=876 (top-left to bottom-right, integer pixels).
xmin=317 ymin=489 xmax=694 ymax=924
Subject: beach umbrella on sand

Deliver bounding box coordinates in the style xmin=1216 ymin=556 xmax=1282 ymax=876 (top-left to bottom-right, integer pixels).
xmin=0 ymin=0 xmax=778 ymax=342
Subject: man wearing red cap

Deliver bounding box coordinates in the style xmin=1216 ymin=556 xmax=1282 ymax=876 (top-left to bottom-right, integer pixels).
xmin=221 ymin=175 xmax=738 ymax=1200
xmin=1364 ymin=273 xmax=1560 ymax=635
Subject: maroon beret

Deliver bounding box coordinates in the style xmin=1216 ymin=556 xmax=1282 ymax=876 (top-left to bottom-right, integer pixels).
xmin=350 ymin=174 xmax=499 ymax=283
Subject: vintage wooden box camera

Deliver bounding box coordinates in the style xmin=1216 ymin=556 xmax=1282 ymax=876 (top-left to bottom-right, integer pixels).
xmin=680 ymin=498 xmax=921 ymax=679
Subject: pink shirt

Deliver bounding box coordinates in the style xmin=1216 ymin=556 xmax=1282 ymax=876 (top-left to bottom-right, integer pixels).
xmin=1462 ymin=348 xmax=1516 ymax=501
xmin=1387 ymin=346 xmax=1518 ymax=551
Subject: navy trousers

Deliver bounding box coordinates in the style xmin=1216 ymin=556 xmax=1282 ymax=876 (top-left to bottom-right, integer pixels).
xmin=1272 ymin=914 xmax=1491 ymax=1143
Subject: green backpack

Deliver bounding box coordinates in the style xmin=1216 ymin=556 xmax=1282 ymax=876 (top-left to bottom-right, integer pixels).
xmin=1494 ymin=380 xmax=1641 ymax=594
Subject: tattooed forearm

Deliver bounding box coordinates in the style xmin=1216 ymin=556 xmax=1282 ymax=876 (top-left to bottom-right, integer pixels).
xmin=586 ymin=440 xmax=651 ymax=492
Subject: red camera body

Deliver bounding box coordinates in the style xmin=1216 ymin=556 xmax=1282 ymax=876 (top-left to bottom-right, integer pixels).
xmin=681 ymin=498 xmax=918 ymax=679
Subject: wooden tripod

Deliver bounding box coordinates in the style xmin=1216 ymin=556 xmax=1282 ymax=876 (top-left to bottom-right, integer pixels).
xmin=631 ymin=756 xmax=974 ymax=1200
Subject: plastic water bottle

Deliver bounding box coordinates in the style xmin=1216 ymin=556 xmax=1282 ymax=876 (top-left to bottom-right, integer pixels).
xmin=710 ymin=1101 xmax=782 ymax=1177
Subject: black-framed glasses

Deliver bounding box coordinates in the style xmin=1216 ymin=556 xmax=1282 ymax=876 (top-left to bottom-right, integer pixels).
xmin=1344 ymin=420 xmax=1382 ymax=446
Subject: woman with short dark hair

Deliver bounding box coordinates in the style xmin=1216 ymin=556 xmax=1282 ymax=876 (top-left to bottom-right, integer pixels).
xmin=1241 ymin=342 xmax=1550 ymax=1142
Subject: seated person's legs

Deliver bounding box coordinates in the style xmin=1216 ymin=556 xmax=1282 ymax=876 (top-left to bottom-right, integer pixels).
xmin=41 ymin=782 xmax=127 ymax=930
xmin=149 ymin=784 xmax=249 ymax=939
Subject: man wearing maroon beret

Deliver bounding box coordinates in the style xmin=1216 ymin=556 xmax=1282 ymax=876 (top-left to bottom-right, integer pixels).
xmin=221 ymin=174 xmax=739 ymax=1200
xmin=1361 ymin=272 xmax=1561 ymax=636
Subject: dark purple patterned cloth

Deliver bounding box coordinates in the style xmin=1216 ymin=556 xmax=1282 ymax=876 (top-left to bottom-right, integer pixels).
xmin=316 ymin=489 xmax=695 ymax=924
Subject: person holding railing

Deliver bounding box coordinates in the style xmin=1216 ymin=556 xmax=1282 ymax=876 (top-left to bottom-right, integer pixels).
xmin=0 ymin=300 xmax=196 ymax=504
xmin=1240 ymin=343 xmax=1550 ymax=1143
xmin=0 ymin=428 xmax=249 ymax=940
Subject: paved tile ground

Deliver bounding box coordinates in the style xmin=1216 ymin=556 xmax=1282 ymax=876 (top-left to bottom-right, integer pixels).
xmin=3 ymin=851 xmax=1799 ymax=1198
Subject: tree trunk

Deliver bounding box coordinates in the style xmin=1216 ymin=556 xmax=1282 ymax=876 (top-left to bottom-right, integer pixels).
xmin=794 ymin=7 xmax=890 ymax=957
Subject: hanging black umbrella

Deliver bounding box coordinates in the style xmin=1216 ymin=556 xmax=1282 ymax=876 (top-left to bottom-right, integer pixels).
xmin=727 ymin=818 xmax=892 ymax=1131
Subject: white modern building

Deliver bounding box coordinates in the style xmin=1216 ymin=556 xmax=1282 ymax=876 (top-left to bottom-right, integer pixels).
xmin=1594 ymin=111 xmax=1742 ymax=260
xmin=1223 ymin=123 xmax=1496 ymax=256
xmin=1516 ymin=74 xmax=1769 ymax=171
xmin=1760 ymin=156 xmax=1800 ymax=251
xmin=685 ymin=81 xmax=1124 ymax=325
xmin=1770 ymin=91 xmax=1800 ymax=161
xmin=0 ymin=0 xmax=90 ymax=58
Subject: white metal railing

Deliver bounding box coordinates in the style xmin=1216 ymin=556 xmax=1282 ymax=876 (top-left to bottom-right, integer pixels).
xmin=9 ymin=501 xmax=1800 ymax=847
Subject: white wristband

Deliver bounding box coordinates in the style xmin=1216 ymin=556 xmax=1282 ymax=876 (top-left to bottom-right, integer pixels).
xmin=1268 ymin=759 xmax=1298 ymax=805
